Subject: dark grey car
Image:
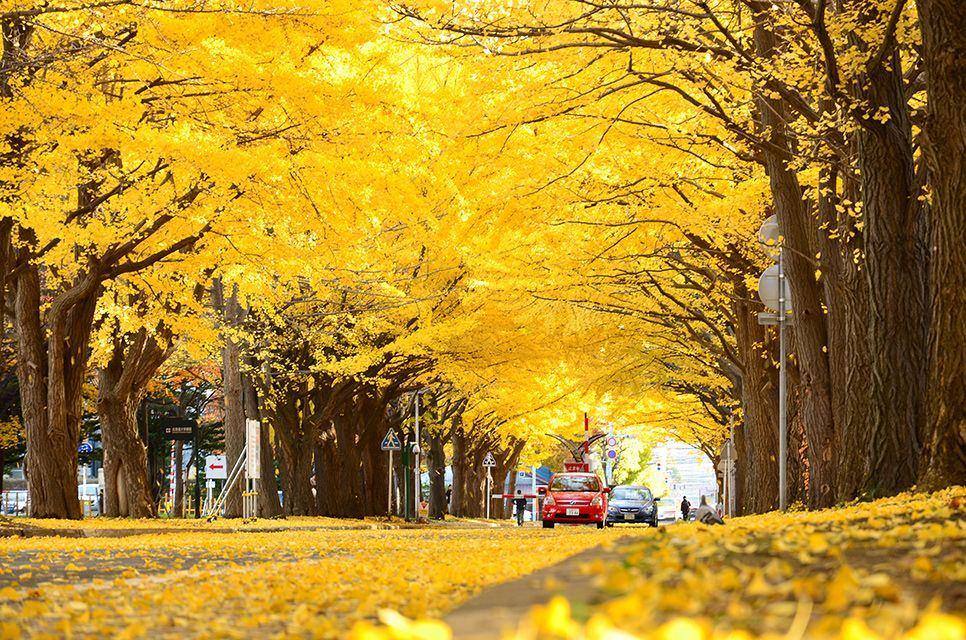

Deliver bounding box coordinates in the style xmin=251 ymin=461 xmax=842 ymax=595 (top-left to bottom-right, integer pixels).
xmin=606 ymin=485 xmax=659 ymax=526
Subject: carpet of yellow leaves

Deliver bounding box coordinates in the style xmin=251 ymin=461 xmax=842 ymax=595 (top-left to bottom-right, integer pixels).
xmin=354 ymin=488 xmax=966 ymax=640
xmin=0 ymin=525 xmax=616 ymax=639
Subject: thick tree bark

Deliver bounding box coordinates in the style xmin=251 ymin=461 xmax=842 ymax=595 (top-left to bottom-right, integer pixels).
xmin=916 ymin=0 xmax=966 ymax=489
xmin=97 ymin=328 xmax=169 ymax=518
xmin=857 ymin=46 xmax=926 ymax=494
xmin=242 ymin=368 xmax=281 ymax=518
xmin=15 ymin=265 xmax=99 ymax=519
xmin=733 ymin=282 xmax=779 ymax=514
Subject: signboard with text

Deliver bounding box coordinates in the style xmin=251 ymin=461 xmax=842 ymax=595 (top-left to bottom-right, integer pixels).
xmin=245 ymin=419 xmax=261 ymax=478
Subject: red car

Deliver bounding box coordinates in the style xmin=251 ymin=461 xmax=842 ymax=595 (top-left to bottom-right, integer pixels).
xmin=539 ymin=472 xmax=609 ymax=528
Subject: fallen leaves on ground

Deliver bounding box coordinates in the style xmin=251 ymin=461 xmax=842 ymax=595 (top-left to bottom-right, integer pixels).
xmin=0 ymin=524 xmax=615 ymax=638
xmin=355 ymin=488 xmax=965 ymax=640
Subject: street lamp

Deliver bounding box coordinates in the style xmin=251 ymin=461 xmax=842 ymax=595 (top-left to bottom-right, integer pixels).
xmin=757 ymin=214 xmax=793 ymax=511
xmin=412 ymin=388 xmax=428 ymax=519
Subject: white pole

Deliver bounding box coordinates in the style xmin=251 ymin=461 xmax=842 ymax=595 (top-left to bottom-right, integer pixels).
xmin=485 ymin=470 xmax=491 ymax=519
xmin=414 ymin=392 xmax=421 ymax=518
xmin=778 ymin=247 xmax=788 ymax=511
xmin=388 ymin=449 xmax=393 ymax=516
xmin=531 ymin=465 xmax=537 ymax=522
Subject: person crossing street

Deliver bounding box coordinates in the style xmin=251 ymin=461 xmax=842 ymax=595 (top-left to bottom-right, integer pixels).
xmin=513 ymin=489 xmax=528 ymax=526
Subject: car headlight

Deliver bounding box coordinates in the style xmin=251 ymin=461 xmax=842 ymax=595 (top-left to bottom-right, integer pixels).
xmin=591 ymin=495 xmax=603 ymax=507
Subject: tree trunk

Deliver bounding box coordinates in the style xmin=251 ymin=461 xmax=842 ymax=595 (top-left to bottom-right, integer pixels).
xmin=98 ymin=394 xmax=154 ymax=518
xmin=274 ymin=404 xmax=317 ymax=516
xmin=14 ymin=265 xmax=98 ymax=519
xmin=172 ymin=441 xmax=185 ymax=517
xmin=427 ymin=430 xmax=447 ymax=519
xmin=733 ymin=283 xmax=779 ymax=514
xmin=220 ymin=301 xmax=245 ymax=518
xmin=97 ymin=328 xmax=168 ymax=518
xmin=858 ymin=45 xmax=926 ymax=494
xmin=917 ymin=0 xmax=966 ymax=489
xmin=242 ymin=369 xmax=281 ymax=518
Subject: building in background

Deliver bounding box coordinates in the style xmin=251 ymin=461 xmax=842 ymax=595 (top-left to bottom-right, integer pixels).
xmin=648 ymin=439 xmax=718 ymax=519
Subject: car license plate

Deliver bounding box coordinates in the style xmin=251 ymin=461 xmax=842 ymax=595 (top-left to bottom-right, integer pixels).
xmin=566 ymin=508 xmax=580 ymax=516
xmin=623 ymin=513 xmax=635 ymax=520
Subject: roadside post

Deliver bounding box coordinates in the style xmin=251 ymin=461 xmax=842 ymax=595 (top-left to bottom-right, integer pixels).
xmin=757 ymin=214 xmax=793 ymax=510
xmin=531 ymin=465 xmax=538 ymax=522
xmin=160 ymin=418 xmax=199 ymax=517
xmin=482 ymin=452 xmax=496 ymax=519
xmin=402 ymin=435 xmax=412 ymax=521
xmin=244 ymin=418 xmax=261 ymax=519
xmin=717 ymin=439 xmax=737 ymax=518
xmin=381 ymin=427 xmax=402 ymax=516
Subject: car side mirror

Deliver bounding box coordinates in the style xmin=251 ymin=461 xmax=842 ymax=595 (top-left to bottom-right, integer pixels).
xmin=537 ymin=487 xmax=547 ymax=495
xmin=602 ymin=487 xmax=611 ymax=494
xmin=653 ymin=497 xmax=661 ymax=502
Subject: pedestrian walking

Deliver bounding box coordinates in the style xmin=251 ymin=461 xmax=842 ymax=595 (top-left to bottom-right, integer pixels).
xmin=680 ymin=495 xmax=691 ymax=521
xmin=513 ymin=489 xmax=527 ymax=526
xmin=445 ymin=485 xmax=452 ymax=513
xmin=693 ymin=495 xmax=724 ymax=525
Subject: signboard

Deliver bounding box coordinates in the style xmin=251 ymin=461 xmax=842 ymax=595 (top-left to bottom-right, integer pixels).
xmin=205 ymin=455 xmax=228 ymax=480
xmin=245 ymin=419 xmax=261 ymax=478
xmin=161 ymin=418 xmax=196 ymax=441
xmin=381 ymin=428 xmax=401 ymax=451
xmin=564 ymin=461 xmax=590 ymax=473
xmin=78 ymin=441 xmax=93 ymax=454
xmin=482 ymin=452 xmax=497 ymax=468
xmin=606 ymin=449 xmax=617 ymax=459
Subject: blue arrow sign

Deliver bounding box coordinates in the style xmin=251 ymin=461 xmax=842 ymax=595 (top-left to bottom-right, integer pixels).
xmin=78 ymin=441 xmax=94 ymax=454
xmin=381 ymin=428 xmax=401 ymax=451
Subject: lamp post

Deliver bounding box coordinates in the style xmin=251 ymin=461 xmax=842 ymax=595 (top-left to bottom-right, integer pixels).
xmin=757 ymin=215 xmax=792 ymax=511
xmin=412 ymin=388 xmax=428 ymax=519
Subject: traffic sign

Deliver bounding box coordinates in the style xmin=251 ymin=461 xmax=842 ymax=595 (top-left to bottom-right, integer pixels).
xmin=606 ymin=449 xmax=617 ymax=459
xmin=606 ymin=436 xmax=617 ymax=447
xmin=381 ymin=428 xmax=401 ymax=451
xmin=205 ymin=455 xmax=228 ymax=480
xmin=482 ymin=452 xmax=497 ymax=467
xmin=78 ymin=441 xmax=93 ymax=454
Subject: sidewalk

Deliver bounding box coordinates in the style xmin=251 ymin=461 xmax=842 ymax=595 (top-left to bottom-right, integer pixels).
xmin=0 ymin=515 xmax=507 ymax=538
xmin=444 ymin=541 xmax=624 ymax=639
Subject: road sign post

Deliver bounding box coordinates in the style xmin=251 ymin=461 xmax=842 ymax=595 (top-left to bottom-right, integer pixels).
xmin=757 ymin=214 xmax=791 ymax=511
xmin=244 ymin=419 xmax=261 ymax=519
xmin=482 ymin=452 xmax=496 ymax=519
xmin=381 ymin=428 xmax=401 ymax=517
xmin=402 ymin=437 xmax=411 ymax=521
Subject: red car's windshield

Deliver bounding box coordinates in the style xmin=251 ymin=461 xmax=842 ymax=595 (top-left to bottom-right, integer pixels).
xmin=550 ymin=475 xmax=600 ymax=492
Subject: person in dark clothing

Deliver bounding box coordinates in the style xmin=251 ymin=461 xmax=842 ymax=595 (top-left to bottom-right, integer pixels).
xmin=680 ymin=496 xmax=691 ymax=521
xmin=513 ymin=489 xmax=528 ymax=526
xmin=445 ymin=486 xmax=452 ymax=513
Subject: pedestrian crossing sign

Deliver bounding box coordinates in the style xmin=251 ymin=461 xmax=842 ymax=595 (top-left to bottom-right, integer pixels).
xmin=482 ymin=452 xmax=497 ymax=467
xmin=381 ymin=428 xmax=402 ymax=451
